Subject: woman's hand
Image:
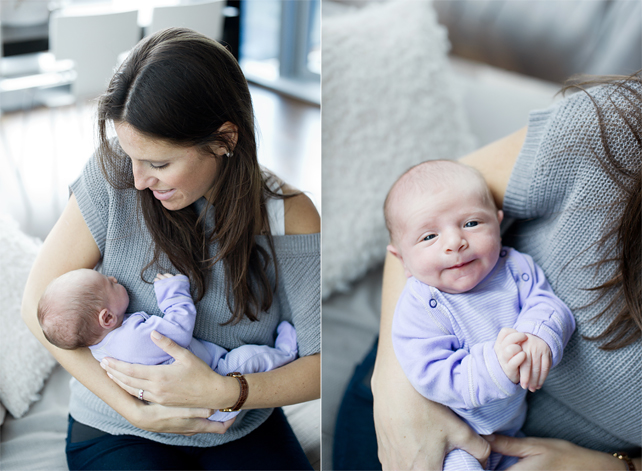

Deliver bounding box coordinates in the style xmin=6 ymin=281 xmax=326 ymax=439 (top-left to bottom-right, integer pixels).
xmin=487 ymin=434 xmax=630 ymax=470
xmin=372 ymin=354 xmax=491 ymax=470
xmin=127 ymin=401 xmax=235 ymax=436
xmin=101 ymin=331 xmax=236 ymax=410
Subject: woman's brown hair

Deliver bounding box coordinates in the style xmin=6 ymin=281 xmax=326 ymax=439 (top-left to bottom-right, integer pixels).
xmin=561 ymin=73 xmax=642 ymax=350
xmin=96 ymin=27 xmax=284 ymax=324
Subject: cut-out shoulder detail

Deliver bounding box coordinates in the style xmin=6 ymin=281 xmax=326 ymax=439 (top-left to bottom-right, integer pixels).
xmin=283 ymin=190 xmax=320 ymax=235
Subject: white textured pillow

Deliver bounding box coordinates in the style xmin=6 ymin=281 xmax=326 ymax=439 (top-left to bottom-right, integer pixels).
xmin=0 ymin=215 xmax=57 ymax=418
xmin=322 ymin=0 xmax=476 ymax=298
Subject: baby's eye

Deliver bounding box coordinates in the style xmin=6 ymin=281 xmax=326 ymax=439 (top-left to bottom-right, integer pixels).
xmin=423 ymin=234 xmax=436 ymax=241
xmin=464 ymin=221 xmax=479 ymax=228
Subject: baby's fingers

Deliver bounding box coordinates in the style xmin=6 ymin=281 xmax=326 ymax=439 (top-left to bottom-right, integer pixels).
xmin=496 ymin=327 xmax=518 ymax=344
xmin=528 ymin=357 xmax=541 ymax=392
xmin=507 ymin=351 xmax=526 ymax=375
xmin=502 ymin=331 xmax=528 ymax=345
xmin=519 ymin=354 xmax=531 ymax=390
xmin=537 ymin=353 xmax=552 ymax=390
xmin=502 ymin=343 xmax=522 ymax=359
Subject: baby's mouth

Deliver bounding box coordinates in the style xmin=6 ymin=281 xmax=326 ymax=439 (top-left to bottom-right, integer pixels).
xmin=448 ymin=260 xmax=474 ymax=270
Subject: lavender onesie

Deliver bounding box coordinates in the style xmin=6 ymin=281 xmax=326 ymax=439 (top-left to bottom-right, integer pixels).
xmin=89 ymin=275 xmax=298 ymax=422
xmin=392 ymin=247 xmax=575 ymax=471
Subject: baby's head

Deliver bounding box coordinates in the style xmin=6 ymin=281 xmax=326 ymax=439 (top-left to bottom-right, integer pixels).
xmin=37 ymin=269 xmax=130 ymax=349
xmin=384 ymin=160 xmax=503 ymax=294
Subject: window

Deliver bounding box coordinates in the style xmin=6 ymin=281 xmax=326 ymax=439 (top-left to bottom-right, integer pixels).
xmin=240 ymin=0 xmax=319 ymax=104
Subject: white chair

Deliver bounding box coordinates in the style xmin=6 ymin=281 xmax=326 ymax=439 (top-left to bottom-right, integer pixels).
xmin=147 ymin=0 xmax=225 ymax=40
xmin=49 ymin=8 xmax=140 ymax=99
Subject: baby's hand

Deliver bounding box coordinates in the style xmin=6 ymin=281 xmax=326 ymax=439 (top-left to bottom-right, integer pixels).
xmin=518 ymin=334 xmax=552 ymax=392
xmin=153 ymin=273 xmax=175 ymax=282
xmin=494 ymin=327 xmax=527 ymax=384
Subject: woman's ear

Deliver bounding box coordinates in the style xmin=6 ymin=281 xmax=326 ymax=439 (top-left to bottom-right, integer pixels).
xmin=215 ymin=121 xmax=238 ymax=155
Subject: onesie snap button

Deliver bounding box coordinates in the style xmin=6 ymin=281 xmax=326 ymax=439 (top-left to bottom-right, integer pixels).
xmin=429 ymin=299 xmax=437 ymax=308
xmin=522 ymin=273 xmax=530 ymax=282
xmin=500 ymin=249 xmax=507 ymax=257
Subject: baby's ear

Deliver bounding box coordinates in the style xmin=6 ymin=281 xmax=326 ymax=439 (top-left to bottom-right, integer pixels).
xmin=387 ymin=244 xmax=402 ymax=261
xmin=98 ymin=309 xmax=117 ymax=329
xmin=387 ymin=245 xmax=413 ymax=279
xmin=497 ymin=209 xmax=504 ymax=224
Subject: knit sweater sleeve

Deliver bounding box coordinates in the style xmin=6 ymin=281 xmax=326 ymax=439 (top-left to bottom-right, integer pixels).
xmin=272 ymin=233 xmax=321 ymax=357
xmin=504 ymin=83 xmax=639 ymax=220
xmin=69 ymin=154 xmax=113 ymax=256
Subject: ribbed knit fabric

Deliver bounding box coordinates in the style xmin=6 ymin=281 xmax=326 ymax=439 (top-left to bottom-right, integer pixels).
xmin=503 ymin=83 xmax=641 ymax=453
xmin=67 ymin=156 xmax=320 ymax=447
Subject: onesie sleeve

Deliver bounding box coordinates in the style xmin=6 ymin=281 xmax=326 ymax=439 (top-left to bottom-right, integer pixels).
xmin=392 ymin=279 xmax=521 ymax=410
xmin=152 ymin=275 xmax=197 ymax=348
xmin=509 ymin=251 xmax=576 ymax=366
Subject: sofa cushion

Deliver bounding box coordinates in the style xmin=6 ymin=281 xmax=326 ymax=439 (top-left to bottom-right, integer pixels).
xmin=0 ymin=215 xmax=57 ymax=420
xmin=322 ymin=0 xmax=476 ymax=298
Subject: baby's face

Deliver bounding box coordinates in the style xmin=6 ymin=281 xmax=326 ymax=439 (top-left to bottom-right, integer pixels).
xmin=81 ymin=270 xmax=130 ymax=326
xmin=97 ymin=274 xmax=129 ymax=325
xmin=391 ymin=185 xmax=503 ymax=294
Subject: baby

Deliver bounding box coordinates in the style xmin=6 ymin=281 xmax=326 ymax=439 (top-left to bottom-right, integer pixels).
xmin=384 ymin=160 xmax=575 ymax=471
xmin=37 ymin=269 xmax=297 ymax=422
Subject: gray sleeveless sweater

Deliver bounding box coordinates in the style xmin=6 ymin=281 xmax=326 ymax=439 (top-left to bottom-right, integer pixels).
xmin=68 ymin=156 xmax=320 ymax=447
xmin=503 ymin=83 xmax=641 ymax=453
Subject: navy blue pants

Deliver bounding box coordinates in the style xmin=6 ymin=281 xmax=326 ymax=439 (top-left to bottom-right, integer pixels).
xmin=66 ymin=408 xmax=313 ymax=470
xmin=333 ymin=339 xmax=381 ymax=470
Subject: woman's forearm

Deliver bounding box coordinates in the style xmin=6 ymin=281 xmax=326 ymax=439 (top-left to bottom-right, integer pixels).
xmin=215 ymin=353 xmax=320 ymax=411
xmin=22 ymin=287 xmax=141 ymax=420
xmin=20 ymin=194 xmax=141 ymax=421
xmin=373 ymin=251 xmax=408 ymax=381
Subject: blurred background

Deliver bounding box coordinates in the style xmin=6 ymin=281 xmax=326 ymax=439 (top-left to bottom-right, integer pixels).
xmin=0 ymin=0 xmax=320 ymax=241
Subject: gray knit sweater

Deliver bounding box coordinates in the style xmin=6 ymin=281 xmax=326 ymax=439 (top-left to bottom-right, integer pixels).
xmin=503 ymin=83 xmax=641 ymax=453
xmin=68 ymin=156 xmax=320 ymax=447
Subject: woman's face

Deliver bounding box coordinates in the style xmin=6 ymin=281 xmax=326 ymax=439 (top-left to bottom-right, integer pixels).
xmin=115 ymin=123 xmax=222 ymax=211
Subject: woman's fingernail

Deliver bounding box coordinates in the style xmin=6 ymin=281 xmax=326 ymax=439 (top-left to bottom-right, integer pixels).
xmin=107 ymin=373 xmax=113 ymax=379
xmin=486 ymin=434 xmax=496 ymax=442
xmin=151 ymin=330 xmax=162 ymax=340
xmin=101 ymin=359 xmax=109 ymax=368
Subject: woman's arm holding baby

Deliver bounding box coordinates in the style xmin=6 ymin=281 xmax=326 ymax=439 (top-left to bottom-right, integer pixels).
xmin=459 ymin=127 xmax=527 ymax=208
xmin=21 ymin=195 xmax=232 ymax=435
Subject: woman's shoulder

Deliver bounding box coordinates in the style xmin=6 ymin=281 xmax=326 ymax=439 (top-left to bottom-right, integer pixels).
xmin=281 ymin=184 xmax=320 ymax=236
xmin=261 ymin=169 xmax=319 ymax=236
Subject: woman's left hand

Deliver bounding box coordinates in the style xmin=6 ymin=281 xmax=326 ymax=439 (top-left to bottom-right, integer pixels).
xmin=486 ymin=434 xmax=626 ymax=470
xmin=101 ymin=331 xmax=232 ymax=410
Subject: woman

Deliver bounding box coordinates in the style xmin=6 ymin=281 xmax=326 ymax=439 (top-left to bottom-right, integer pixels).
xmin=336 ymin=75 xmax=641 ymax=470
xmin=22 ymin=28 xmax=320 ymax=470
